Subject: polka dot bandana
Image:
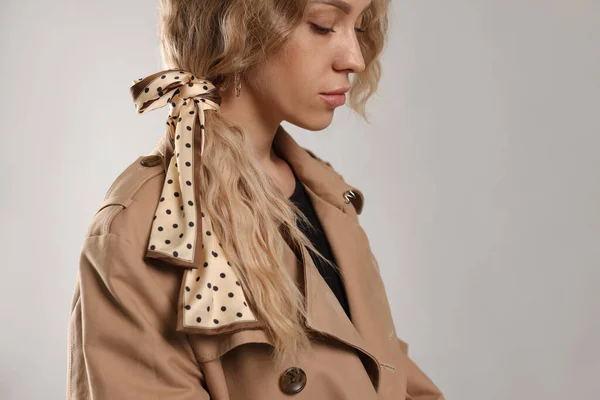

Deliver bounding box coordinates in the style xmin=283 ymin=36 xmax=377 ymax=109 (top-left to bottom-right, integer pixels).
xmin=130 ymin=69 xmax=220 ymax=267
xmin=130 ymin=69 xmax=261 ymax=332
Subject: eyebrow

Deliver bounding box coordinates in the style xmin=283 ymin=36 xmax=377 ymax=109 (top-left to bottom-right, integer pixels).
xmin=310 ymin=0 xmax=371 ymax=15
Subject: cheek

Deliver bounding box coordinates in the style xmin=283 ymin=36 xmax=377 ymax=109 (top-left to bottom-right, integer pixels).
xmin=251 ymin=30 xmax=328 ymax=116
xmin=273 ymin=37 xmax=322 ymax=102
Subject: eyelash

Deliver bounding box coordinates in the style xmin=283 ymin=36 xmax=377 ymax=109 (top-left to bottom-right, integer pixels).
xmin=310 ymin=23 xmax=366 ymax=35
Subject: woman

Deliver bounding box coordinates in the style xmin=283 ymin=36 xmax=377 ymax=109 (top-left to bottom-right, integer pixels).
xmin=66 ymin=0 xmax=445 ymax=398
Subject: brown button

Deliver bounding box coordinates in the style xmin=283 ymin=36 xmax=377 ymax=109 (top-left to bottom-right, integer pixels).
xmin=343 ymin=189 xmax=364 ymax=214
xmin=279 ymin=367 xmax=307 ymax=394
xmin=140 ymin=155 xmax=162 ymax=167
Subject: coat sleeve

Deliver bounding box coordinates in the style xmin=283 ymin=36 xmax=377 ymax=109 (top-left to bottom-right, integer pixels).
xmin=397 ymin=337 xmax=445 ymax=400
xmin=66 ymin=233 xmax=210 ymax=400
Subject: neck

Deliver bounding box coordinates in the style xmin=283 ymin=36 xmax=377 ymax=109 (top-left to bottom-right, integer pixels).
xmin=218 ymin=81 xmax=284 ymax=169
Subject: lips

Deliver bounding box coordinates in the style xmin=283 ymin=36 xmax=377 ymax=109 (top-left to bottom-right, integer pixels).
xmin=319 ymin=93 xmax=346 ymax=107
xmin=320 ymin=87 xmax=350 ymax=95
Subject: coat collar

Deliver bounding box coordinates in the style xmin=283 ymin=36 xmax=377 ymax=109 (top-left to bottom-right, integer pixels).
xmin=151 ymin=124 xmax=382 ymax=391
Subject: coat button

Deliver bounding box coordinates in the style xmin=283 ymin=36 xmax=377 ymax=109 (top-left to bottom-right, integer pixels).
xmin=279 ymin=367 xmax=307 ymax=394
xmin=343 ymin=189 xmax=356 ymax=204
xmin=140 ymin=155 xmax=162 ymax=167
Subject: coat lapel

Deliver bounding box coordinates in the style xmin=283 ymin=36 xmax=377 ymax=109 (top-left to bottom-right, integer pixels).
xmin=274 ymin=126 xmax=385 ymax=391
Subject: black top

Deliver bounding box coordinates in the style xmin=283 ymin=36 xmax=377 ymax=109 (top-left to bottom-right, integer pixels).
xmin=288 ymin=172 xmax=352 ymax=321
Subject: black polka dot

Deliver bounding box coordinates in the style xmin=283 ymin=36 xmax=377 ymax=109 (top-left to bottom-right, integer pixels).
xmin=236 ymin=312 xmax=243 ymax=318
xmin=158 ymin=226 xmax=163 ymax=231
xmin=173 ymin=223 xmax=178 ymax=228
xmin=185 ymin=305 xmax=190 ymax=310
xmin=227 ymin=261 xmax=232 ymax=266
xmin=150 ymin=245 xmax=156 ymax=250
xmin=189 ymin=110 xmax=195 ymax=115
xmin=201 ymin=212 xmax=205 ymax=217
xmin=167 ymin=179 xmax=173 ymax=184
xmin=185 ymin=143 xmax=191 ymax=148
xmin=173 ymin=251 xmax=179 ymax=257
xmin=228 ymin=292 xmax=234 ymax=298
xmin=213 ymin=319 xmax=219 ymax=324
xmin=144 ymin=87 xmax=149 ymax=93
xmin=160 ymin=197 xmax=165 ymax=202
xmin=196 ymin=294 xmax=202 ymax=299
xmin=161 ymin=75 xmax=166 ymax=79
xmin=188 ymin=200 xmax=194 ymax=206
xmin=203 ymin=262 xmax=208 ymax=268
xmin=211 ymin=251 xmax=218 ymax=257
xmin=207 ymin=305 xmax=210 ymax=311
xmin=195 ymin=276 xmax=200 ymax=282
xmin=221 ymin=306 xmax=226 ymax=311
xmin=236 ymin=281 xmax=241 ymax=286
xmin=185 ymin=286 xmax=190 ymax=292
xmin=186 ymin=126 xmax=192 ymax=131
xmin=185 ymin=162 xmax=191 ymax=167
xmin=206 ymin=231 xmax=212 ymax=236
xmin=187 ymin=243 xmax=192 ymax=249
xmin=178 ymin=117 xmax=182 ymax=122
xmin=166 ymin=209 xmax=171 ymax=214
xmin=174 ymin=192 xmax=180 ymax=197
xmin=243 ymin=301 xmax=247 ymax=307
xmin=153 ymin=215 xmax=157 ymax=220
xmin=220 ymin=273 xmax=226 ymax=278
xmin=186 ymin=181 xmax=191 ymax=186
xmin=165 ymin=239 xmax=171 ymax=244
xmin=207 ymin=283 xmax=211 ymax=288
xmin=213 ymin=286 xmax=219 ymax=291
xmin=179 ymin=233 xmax=184 ymax=238
xmin=189 ymin=221 xmax=194 ymax=227
xmin=196 ymin=317 xmax=202 ymax=323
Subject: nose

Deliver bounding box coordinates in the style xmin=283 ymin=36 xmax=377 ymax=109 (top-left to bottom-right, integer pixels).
xmin=333 ymin=31 xmax=366 ymax=74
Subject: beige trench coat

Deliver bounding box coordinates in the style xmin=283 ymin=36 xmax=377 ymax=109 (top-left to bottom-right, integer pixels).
xmin=66 ymin=125 xmax=445 ymax=400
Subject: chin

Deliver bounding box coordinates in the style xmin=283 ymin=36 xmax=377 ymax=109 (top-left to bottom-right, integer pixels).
xmin=287 ymin=109 xmax=335 ymax=132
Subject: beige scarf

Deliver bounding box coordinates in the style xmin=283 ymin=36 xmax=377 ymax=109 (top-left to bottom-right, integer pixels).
xmin=130 ymin=69 xmax=261 ymax=334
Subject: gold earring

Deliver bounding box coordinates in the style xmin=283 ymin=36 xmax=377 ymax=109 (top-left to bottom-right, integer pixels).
xmin=235 ymin=71 xmax=242 ymax=97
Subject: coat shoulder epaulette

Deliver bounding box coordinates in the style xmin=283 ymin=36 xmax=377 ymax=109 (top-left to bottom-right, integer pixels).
xmin=85 ymin=154 xmax=165 ymax=239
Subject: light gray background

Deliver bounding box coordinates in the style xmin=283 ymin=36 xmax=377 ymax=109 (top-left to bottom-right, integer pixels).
xmin=1 ymin=0 xmax=598 ymax=399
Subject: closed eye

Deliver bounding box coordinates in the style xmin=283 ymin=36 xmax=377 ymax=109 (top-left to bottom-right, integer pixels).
xmin=310 ymin=23 xmax=366 ymax=34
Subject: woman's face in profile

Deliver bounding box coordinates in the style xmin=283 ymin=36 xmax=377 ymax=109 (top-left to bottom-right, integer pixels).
xmin=249 ymin=0 xmax=370 ymax=130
